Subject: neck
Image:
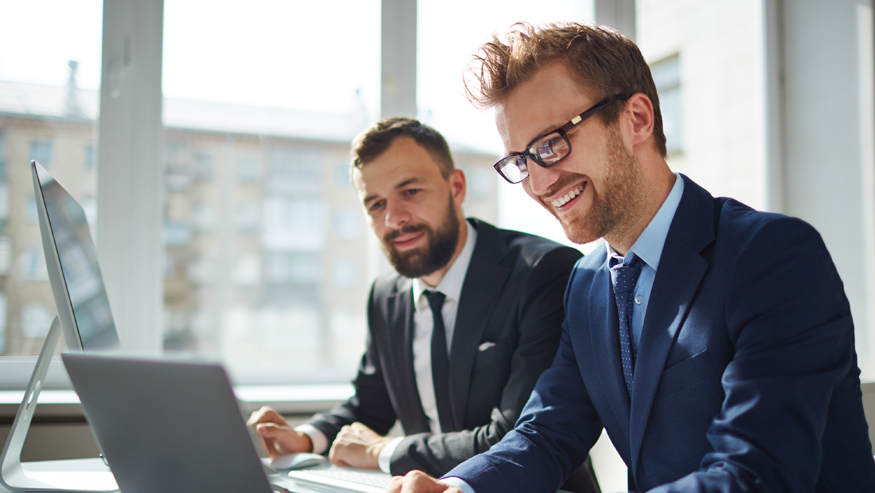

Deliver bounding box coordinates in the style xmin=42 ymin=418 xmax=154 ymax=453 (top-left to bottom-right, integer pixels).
xmin=605 ymin=166 xmax=675 ymax=256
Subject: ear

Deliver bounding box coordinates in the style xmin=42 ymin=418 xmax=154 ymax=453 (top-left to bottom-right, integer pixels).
xmin=449 ymin=168 xmax=466 ymax=206
xmin=623 ymin=93 xmax=655 ymax=150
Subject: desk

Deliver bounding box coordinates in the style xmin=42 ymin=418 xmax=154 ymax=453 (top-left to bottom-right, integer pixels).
xmin=0 ymin=458 xmax=117 ymax=492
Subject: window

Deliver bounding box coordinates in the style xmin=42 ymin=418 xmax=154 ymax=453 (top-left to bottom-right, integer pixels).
xmin=25 ymin=196 xmax=38 ymax=223
xmin=0 ymin=237 xmax=10 ymax=276
xmin=0 ymin=0 xmax=101 ymax=362
xmin=18 ymin=248 xmax=48 ymax=281
xmin=84 ymin=144 xmax=96 ymax=170
xmin=331 ymin=257 xmax=358 ymax=289
xmin=20 ymin=303 xmax=52 ymax=339
xmin=233 ymin=255 xmax=260 ymax=287
xmin=193 ymin=152 xmax=213 ymax=181
xmin=266 ymin=148 xmax=323 ymax=187
xmin=332 ymin=208 xmax=361 ymax=240
xmin=192 ymin=202 xmax=215 ymax=232
xmin=334 ymin=162 xmax=352 ymax=188
xmin=0 ymin=184 xmax=8 ymax=221
xmin=0 ymin=134 xmax=7 ymax=180
xmin=264 ymin=252 xmax=321 ymax=285
xmin=237 ymin=154 xmax=262 ymax=183
xmin=236 ymin=201 xmax=260 ymax=233
xmin=3 ymin=1 xmax=871 ymax=393
xmin=161 ymin=0 xmax=380 ymax=378
xmin=29 ymin=141 xmax=54 ymax=167
xmin=651 ymin=54 xmax=683 ymax=155
xmin=262 ymin=196 xmax=326 ymax=250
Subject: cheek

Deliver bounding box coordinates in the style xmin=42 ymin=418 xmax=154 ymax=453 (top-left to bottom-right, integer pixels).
xmin=521 ymin=182 xmax=539 ymax=202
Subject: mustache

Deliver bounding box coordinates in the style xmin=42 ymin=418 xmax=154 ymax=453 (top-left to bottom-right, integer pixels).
xmin=542 ymin=175 xmax=585 ymax=198
xmin=383 ymin=224 xmax=430 ymax=243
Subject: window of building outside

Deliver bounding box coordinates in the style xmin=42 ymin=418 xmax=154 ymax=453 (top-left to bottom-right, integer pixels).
xmin=161 ymin=0 xmax=381 ymax=383
xmin=0 ymin=1 xmax=102 ymax=361
xmin=651 ymin=54 xmax=683 ymax=155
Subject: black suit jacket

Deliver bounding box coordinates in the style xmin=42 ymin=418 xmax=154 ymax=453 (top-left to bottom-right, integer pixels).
xmin=307 ymin=218 xmax=582 ymax=476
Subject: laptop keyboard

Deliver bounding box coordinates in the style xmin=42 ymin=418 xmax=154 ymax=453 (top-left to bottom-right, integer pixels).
xmin=297 ymin=467 xmax=393 ymax=489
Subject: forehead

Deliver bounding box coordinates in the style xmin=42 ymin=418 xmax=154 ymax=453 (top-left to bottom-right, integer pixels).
xmin=495 ymin=63 xmax=597 ymax=153
xmin=352 ymin=137 xmax=446 ymax=199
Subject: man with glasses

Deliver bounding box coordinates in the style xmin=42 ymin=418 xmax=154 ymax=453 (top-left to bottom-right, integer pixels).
xmin=387 ymin=22 xmax=875 ymax=493
xmin=249 ymin=118 xmax=599 ymax=492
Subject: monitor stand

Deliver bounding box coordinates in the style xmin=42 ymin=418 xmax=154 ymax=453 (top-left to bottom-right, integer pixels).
xmin=0 ymin=317 xmax=118 ymax=492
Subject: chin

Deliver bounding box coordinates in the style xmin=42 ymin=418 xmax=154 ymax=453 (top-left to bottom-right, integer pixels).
xmin=560 ymin=218 xmax=598 ymax=245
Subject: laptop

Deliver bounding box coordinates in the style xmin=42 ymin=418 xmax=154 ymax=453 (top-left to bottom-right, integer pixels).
xmin=62 ymin=352 xmax=391 ymax=493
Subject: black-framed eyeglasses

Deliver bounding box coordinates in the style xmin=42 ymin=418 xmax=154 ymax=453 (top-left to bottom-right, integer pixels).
xmin=493 ymin=93 xmax=633 ymax=184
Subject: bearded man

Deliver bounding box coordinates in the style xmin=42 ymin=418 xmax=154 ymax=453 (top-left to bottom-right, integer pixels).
xmin=248 ymin=117 xmax=599 ymax=493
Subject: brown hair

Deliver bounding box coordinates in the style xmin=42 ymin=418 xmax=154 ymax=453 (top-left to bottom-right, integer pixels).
xmin=465 ymin=21 xmax=666 ymax=157
xmin=351 ymin=117 xmax=454 ymax=178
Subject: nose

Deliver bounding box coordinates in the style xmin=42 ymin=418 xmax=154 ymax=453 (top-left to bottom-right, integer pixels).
xmin=525 ymin=159 xmax=561 ymax=197
xmin=384 ymin=199 xmax=410 ymax=230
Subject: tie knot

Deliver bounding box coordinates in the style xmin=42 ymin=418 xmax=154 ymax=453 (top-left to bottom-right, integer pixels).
xmin=424 ymin=290 xmax=445 ymax=313
xmin=610 ymin=255 xmax=643 ymax=295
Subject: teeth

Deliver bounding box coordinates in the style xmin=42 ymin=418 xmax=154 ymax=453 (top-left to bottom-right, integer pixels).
xmin=551 ymin=185 xmax=584 ymax=207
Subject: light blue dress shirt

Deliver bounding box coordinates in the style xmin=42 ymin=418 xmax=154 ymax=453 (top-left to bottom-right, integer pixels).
xmin=608 ymin=173 xmax=684 ymax=352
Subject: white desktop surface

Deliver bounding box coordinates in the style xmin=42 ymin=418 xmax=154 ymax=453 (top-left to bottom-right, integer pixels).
xmin=0 ymin=458 xmax=117 ymax=493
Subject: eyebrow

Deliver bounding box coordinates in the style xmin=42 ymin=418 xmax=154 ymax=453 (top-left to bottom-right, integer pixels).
xmin=508 ymin=119 xmax=570 ymax=155
xmin=362 ymin=177 xmax=424 ymax=206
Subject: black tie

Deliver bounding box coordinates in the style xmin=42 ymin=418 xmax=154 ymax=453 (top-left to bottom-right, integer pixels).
xmin=424 ymin=290 xmax=454 ymax=432
xmin=609 ymin=255 xmax=643 ymax=396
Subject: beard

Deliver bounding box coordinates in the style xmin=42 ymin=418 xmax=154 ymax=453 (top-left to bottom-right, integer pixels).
xmin=381 ymin=194 xmax=460 ymax=279
xmin=545 ymin=125 xmax=644 ymax=245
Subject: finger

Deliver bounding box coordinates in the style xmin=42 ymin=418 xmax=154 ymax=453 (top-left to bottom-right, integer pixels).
xmin=385 ymin=475 xmax=405 ymax=493
xmin=400 ymin=470 xmax=451 ymax=493
xmin=255 ymin=422 xmax=286 ymax=437
xmin=328 ymin=443 xmax=345 ymax=466
xmin=248 ymin=406 xmax=284 ymax=426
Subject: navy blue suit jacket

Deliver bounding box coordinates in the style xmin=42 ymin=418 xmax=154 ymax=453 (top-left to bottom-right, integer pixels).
xmin=448 ymin=176 xmax=875 ymax=492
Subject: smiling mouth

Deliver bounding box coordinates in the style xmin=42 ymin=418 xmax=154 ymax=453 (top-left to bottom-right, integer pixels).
xmin=391 ymin=231 xmax=426 ymax=248
xmin=551 ymin=184 xmax=584 ymax=208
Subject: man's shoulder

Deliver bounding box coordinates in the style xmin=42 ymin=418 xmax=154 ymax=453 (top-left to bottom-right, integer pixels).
xmin=370 ymin=270 xmax=411 ymax=299
xmin=712 ymin=196 xmax=820 ymax=246
xmin=470 ymin=217 xmax=582 ymax=264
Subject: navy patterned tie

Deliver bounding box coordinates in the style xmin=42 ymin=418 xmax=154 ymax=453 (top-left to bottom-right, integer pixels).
xmin=424 ymin=290 xmax=454 ymax=432
xmin=609 ymin=255 xmax=643 ymax=396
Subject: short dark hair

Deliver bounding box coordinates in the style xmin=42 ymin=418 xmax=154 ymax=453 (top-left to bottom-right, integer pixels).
xmin=351 ymin=117 xmax=455 ymax=178
xmin=465 ymin=21 xmax=667 ymax=158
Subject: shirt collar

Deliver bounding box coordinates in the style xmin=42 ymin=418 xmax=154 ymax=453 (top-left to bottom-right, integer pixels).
xmin=607 ymin=173 xmax=684 ymax=271
xmin=413 ymin=220 xmax=477 ymax=308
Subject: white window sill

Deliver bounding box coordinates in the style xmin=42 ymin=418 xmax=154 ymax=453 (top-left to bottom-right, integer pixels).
xmin=0 ymin=383 xmax=353 ymax=420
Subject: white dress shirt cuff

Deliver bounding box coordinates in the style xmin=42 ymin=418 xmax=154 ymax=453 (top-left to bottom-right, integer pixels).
xmin=294 ymin=424 xmax=329 ymax=454
xmin=378 ymin=437 xmax=404 ymax=474
xmin=441 ymin=476 xmax=476 ymax=493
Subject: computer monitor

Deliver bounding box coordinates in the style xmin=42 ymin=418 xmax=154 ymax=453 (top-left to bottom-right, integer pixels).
xmin=0 ymin=161 xmax=120 ymax=492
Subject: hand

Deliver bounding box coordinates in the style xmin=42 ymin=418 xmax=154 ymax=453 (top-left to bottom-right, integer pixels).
xmin=385 ymin=470 xmax=462 ymax=493
xmin=329 ymin=422 xmax=393 ymax=469
xmin=247 ymin=406 xmax=313 ymax=459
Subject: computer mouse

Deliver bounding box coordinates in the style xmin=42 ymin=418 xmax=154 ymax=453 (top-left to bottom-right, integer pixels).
xmin=271 ymin=452 xmax=326 ymax=470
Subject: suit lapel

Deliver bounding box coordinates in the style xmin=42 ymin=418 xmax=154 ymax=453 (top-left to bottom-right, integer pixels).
xmin=628 ymin=176 xmax=715 ymax=470
xmin=387 ymin=278 xmax=431 ymax=433
xmin=448 ymin=220 xmax=511 ymax=431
